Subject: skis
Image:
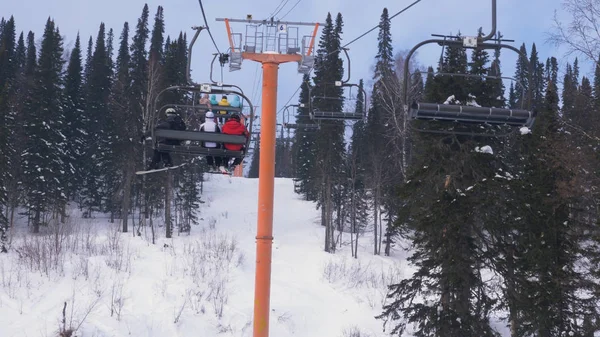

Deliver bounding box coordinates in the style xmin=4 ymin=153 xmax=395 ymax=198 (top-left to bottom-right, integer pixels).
xmin=135 ymin=162 xmax=188 ymax=175
xmin=206 ymin=169 xmax=233 ymax=176
xmin=205 ymin=166 xmax=233 ymax=176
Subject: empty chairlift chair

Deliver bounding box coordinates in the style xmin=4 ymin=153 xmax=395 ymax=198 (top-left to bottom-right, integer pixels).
xmin=282 ymin=103 xmax=320 ymax=131
xmin=309 ymin=81 xmax=366 ymax=121
xmin=402 ymin=0 xmax=536 ymax=136
xmin=309 ymin=49 xmax=367 ymax=122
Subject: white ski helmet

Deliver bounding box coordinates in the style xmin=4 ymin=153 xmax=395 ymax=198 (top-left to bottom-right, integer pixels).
xmin=166 ymin=108 xmax=177 ymax=115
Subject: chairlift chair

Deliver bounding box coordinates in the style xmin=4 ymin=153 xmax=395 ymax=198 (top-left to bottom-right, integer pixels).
xmin=144 ymin=24 xmax=255 ymax=160
xmin=402 ymin=0 xmax=536 ymax=137
xmin=283 ymin=103 xmax=320 ymax=131
xmin=150 ymin=83 xmax=254 ymax=159
xmin=309 ymin=49 xmax=367 ymax=121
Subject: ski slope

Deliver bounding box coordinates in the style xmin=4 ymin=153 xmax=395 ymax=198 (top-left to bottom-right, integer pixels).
xmin=0 ymin=175 xmax=407 ymax=337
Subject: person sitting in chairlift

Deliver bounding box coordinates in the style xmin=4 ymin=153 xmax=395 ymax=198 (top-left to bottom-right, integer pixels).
xmin=199 ymin=111 xmax=222 ymax=171
xmin=217 ymin=95 xmax=230 ymax=124
xmin=145 ymin=108 xmax=186 ymax=170
xmin=193 ymin=94 xmax=212 ymax=130
xmin=220 ymin=113 xmax=249 ymax=173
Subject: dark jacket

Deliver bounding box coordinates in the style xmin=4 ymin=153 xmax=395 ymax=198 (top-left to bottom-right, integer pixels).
xmin=156 ymin=114 xmax=186 ymax=145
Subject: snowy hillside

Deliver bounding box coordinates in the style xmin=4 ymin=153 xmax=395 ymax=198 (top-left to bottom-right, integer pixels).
xmin=0 ymin=175 xmax=407 ymax=337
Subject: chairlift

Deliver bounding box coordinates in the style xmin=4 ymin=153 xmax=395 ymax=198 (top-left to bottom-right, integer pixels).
xmin=145 ymin=26 xmax=254 ymax=160
xmin=402 ymin=0 xmax=536 ymax=137
xmin=309 ymin=48 xmax=367 ymax=121
xmin=283 ymin=103 xmax=320 ymax=131
xmin=150 ymin=86 xmax=253 ymax=159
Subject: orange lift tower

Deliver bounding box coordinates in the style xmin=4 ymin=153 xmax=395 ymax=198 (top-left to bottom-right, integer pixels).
xmin=215 ymin=16 xmax=322 ymax=337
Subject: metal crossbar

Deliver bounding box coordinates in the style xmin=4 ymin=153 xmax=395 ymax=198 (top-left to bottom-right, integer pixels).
xmin=155 ymin=129 xmax=247 ymax=144
xmin=410 ymin=103 xmax=535 ymax=127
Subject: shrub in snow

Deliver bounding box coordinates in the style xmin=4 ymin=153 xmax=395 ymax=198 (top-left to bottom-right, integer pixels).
xmin=475 ymin=145 xmax=494 ymax=154
xmin=341 ymin=325 xmax=373 ymax=337
xmin=520 ymin=126 xmax=532 ymax=135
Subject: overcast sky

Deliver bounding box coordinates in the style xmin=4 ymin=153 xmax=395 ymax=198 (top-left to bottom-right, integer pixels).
xmin=2 ymin=0 xmax=583 ymax=122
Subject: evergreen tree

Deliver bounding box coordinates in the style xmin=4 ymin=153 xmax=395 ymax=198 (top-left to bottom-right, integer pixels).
xmin=248 ymin=136 xmax=260 ymax=178
xmin=291 ymin=76 xmax=317 ymax=199
xmin=513 ymin=65 xmax=599 ymax=336
xmin=150 ymin=6 xmax=165 ymax=64
xmin=346 ymin=79 xmax=369 ymax=258
xmin=513 ymin=43 xmax=528 ymax=109
xmin=593 ymin=54 xmax=600 ymax=110
xmin=562 ymin=62 xmax=577 ymax=116
xmin=22 ymin=18 xmax=66 ymax=231
xmin=111 ymin=21 xmax=137 ymax=232
xmin=508 ymin=82 xmax=517 ymax=108
xmin=81 ymin=22 xmax=112 ymax=214
xmin=529 ymin=43 xmax=546 ymax=111
xmin=423 ymin=66 xmax=440 ymax=103
xmin=364 ymin=8 xmax=403 ymax=255
xmin=62 ymin=34 xmax=86 ymax=199
xmin=467 ymin=31 xmax=490 ymax=106
xmin=5 ymin=31 xmax=28 ymax=235
xmin=487 ymin=48 xmax=506 ymax=108
xmin=175 ymin=161 xmax=202 ymax=234
xmin=0 ymin=16 xmax=17 ymax=250
xmin=572 ymin=76 xmax=594 ymax=130
xmin=311 ymin=12 xmax=346 ymax=252
xmin=83 ymin=36 xmax=93 ymax=87
xmin=130 ymin=3 xmax=150 ymax=163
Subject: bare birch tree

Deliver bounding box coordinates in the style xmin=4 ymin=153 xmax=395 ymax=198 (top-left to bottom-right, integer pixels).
xmin=548 ymin=0 xmax=600 ymax=63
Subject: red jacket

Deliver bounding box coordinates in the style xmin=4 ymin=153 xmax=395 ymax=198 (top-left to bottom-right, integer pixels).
xmin=222 ymin=119 xmax=249 ymax=151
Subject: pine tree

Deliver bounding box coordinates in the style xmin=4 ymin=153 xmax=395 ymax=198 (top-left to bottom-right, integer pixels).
xmin=150 ymin=6 xmax=165 ymax=64
xmin=529 ymin=43 xmax=546 ymax=111
xmin=379 ymin=29 xmax=514 ymax=337
xmin=111 ymin=21 xmax=138 ymax=232
xmin=562 ymin=62 xmax=576 ymax=116
xmin=248 ymin=135 xmax=260 ymax=178
xmin=130 ymin=4 xmax=150 ymax=173
xmin=514 ymin=65 xmax=599 ymax=336
xmin=291 ymin=76 xmax=317 ymax=200
xmin=513 ymin=43 xmax=528 ymax=109
xmin=487 ymin=48 xmax=506 ymax=108
xmin=175 ymin=161 xmax=202 ymax=234
xmin=22 ymin=18 xmax=66 ymax=231
xmin=81 ymin=22 xmax=112 ymax=215
xmin=62 ymin=34 xmax=86 ymax=199
xmin=593 ymin=54 xmax=600 ymax=110
xmin=311 ymin=12 xmax=346 ymax=252
xmin=4 ymin=30 xmax=29 ymax=244
xmin=83 ymin=36 xmax=93 ymax=87
xmin=346 ymin=79 xmax=369 ymax=258
xmin=423 ymin=66 xmax=440 ymax=103
xmin=467 ymin=31 xmax=490 ymax=106
xmin=0 ymin=16 xmax=17 ymax=251
xmin=365 ymin=8 xmax=408 ymax=254
xmin=508 ymin=82 xmax=517 ymax=108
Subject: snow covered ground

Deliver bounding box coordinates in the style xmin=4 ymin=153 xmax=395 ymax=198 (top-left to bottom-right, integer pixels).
xmin=0 ymin=175 xmax=409 ymax=337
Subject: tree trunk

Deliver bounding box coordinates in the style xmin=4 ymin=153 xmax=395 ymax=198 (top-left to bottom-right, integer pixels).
xmin=507 ymin=247 xmax=518 ymax=337
xmin=384 ymin=212 xmax=392 ymax=256
xmin=322 ymin=204 xmax=329 ymax=252
xmin=350 ymin=189 xmax=356 ymax=258
xmin=373 ymin=188 xmax=379 ymax=255
xmin=33 ymin=209 xmax=40 ymax=233
xmin=165 ymin=170 xmax=173 ymax=239
xmin=121 ymin=165 xmax=134 ymax=233
xmin=378 ymin=209 xmax=383 ymax=254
